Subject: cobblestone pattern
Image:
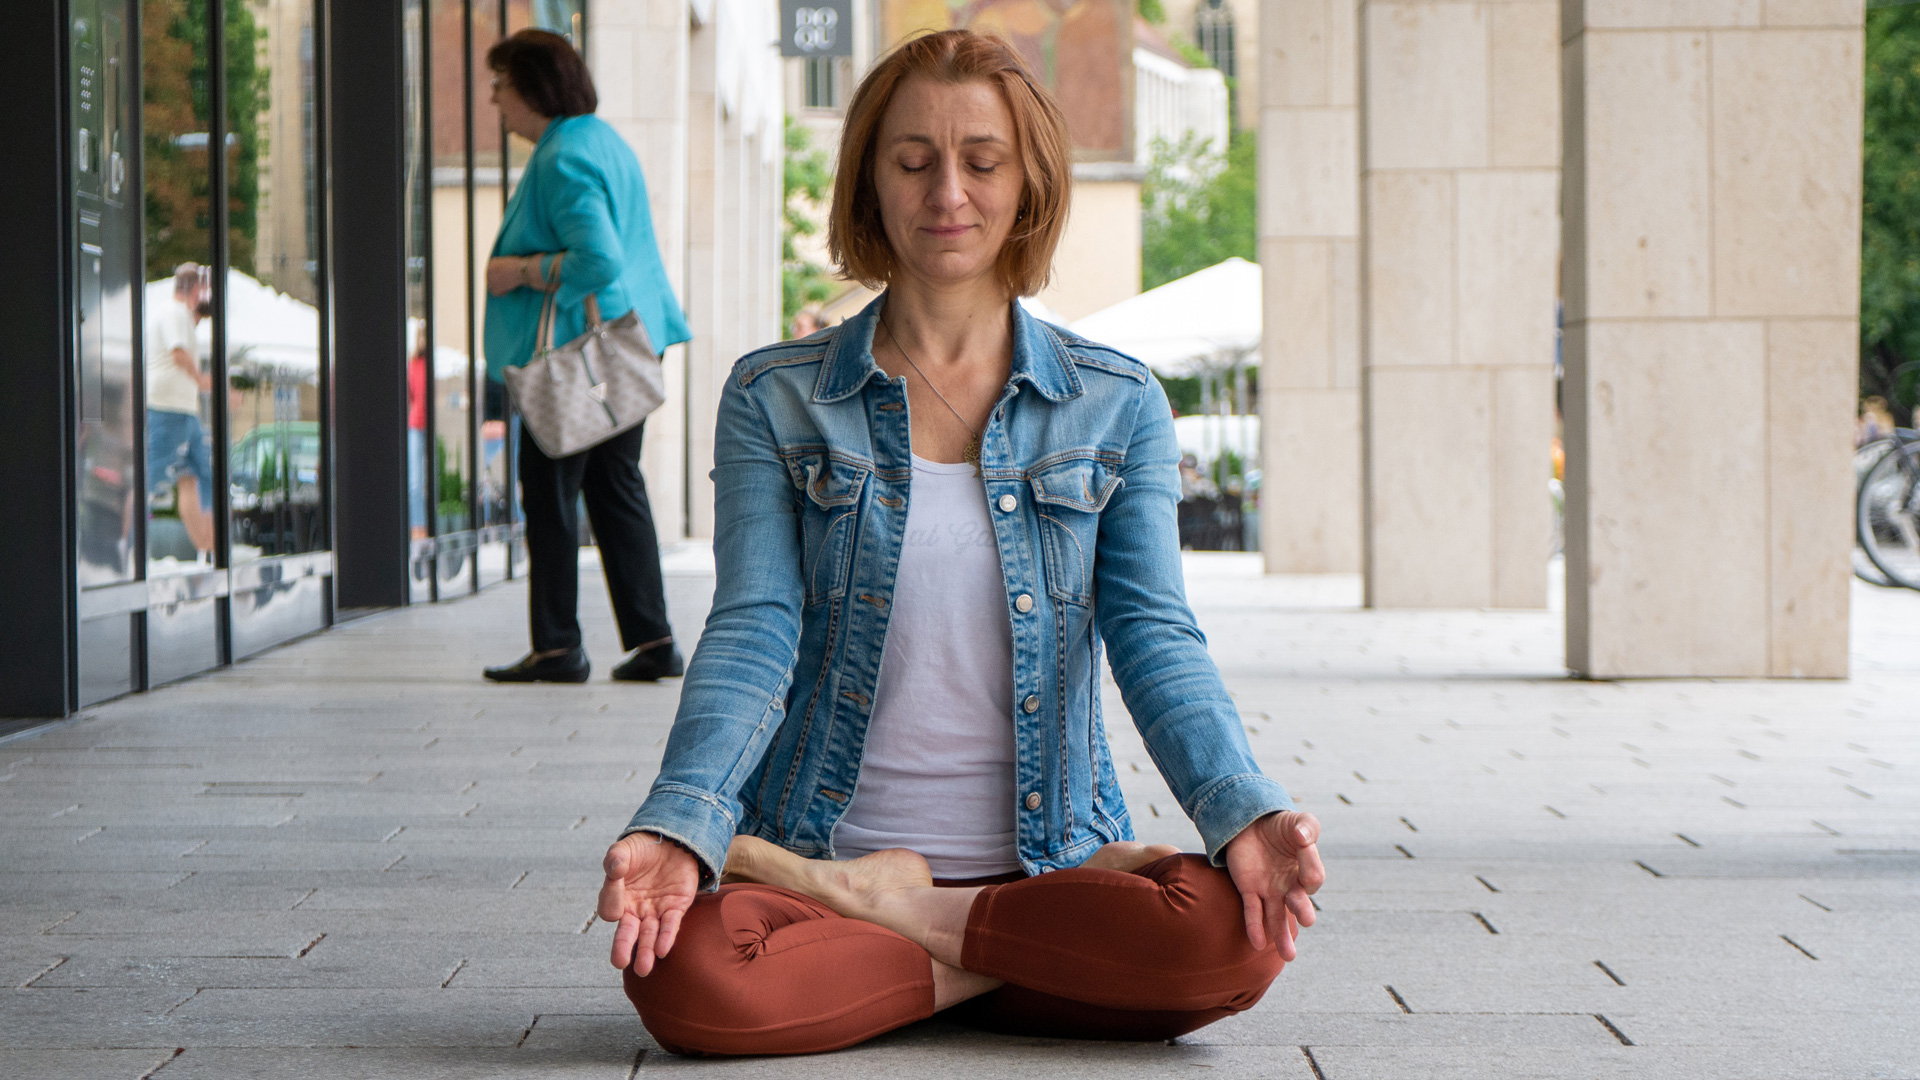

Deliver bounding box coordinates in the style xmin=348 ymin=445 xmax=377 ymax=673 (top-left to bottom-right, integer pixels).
xmin=2 ymin=552 xmax=1916 ymax=1078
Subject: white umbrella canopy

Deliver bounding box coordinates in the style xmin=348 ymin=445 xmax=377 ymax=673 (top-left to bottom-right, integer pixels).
xmin=1068 ymin=256 xmax=1260 ymax=377
xmin=147 ymin=269 xmax=321 ymax=374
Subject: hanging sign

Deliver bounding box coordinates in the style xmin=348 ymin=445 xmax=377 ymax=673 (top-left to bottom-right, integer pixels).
xmin=780 ymin=0 xmax=852 ymax=57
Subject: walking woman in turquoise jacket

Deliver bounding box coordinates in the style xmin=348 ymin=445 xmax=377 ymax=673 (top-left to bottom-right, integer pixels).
xmin=479 ymin=29 xmax=693 ymax=685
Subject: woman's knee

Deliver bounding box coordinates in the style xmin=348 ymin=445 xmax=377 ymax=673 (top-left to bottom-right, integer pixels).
xmin=1137 ymin=854 xmax=1285 ymax=999
xmin=621 ymin=885 xmax=935 ymax=1056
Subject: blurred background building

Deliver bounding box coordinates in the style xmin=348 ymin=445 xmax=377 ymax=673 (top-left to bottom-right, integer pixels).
xmin=0 ymin=0 xmax=1875 ymax=717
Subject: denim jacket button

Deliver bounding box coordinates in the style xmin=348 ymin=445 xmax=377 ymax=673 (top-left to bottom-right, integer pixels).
xmin=1022 ymin=695 xmax=1040 ymax=713
xmin=1024 ymin=792 xmax=1042 ymax=811
xmin=997 ymin=493 xmax=1018 ymax=512
xmin=1014 ymin=593 xmax=1034 ymax=613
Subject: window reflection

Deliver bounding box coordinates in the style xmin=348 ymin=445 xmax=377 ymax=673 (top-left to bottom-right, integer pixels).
xmin=75 ymin=4 xmax=140 ymax=589
xmin=404 ymin=0 xmax=434 ymax=600
xmin=142 ymin=0 xmax=217 ymax=575
xmin=431 ymin=0 xmax=473 ymax=558
xmin=227 ymin=0 xmax=324 ymax=563
xmin=474 ymin=0 xmax=514 ymax=585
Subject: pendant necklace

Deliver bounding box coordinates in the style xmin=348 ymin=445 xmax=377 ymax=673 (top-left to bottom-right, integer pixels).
xmin=881 ymin=317 xmax=984 ymax=476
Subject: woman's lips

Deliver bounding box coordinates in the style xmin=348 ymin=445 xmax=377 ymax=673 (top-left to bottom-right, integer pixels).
xmin=923 ymin=224 xmax=973 ymax=238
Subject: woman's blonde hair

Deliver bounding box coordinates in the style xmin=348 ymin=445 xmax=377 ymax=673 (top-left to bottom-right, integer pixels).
xmin=827 ymin=29 xmax=1072 ymax=297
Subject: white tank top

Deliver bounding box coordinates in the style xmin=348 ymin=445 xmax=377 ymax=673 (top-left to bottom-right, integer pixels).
xmin=833 ymin=455 xmax=1021 ymax=878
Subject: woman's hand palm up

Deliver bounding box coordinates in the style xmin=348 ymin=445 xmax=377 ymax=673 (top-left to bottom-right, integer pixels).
xmin=1223 ymin=810 xmax=1325 ymax=963
xmin=598 ymin=832 xmax=699 ymax=975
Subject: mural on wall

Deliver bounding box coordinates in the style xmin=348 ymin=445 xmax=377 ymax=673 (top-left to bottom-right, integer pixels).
xmin=882 ymin=0 xmax=1132 ymax=160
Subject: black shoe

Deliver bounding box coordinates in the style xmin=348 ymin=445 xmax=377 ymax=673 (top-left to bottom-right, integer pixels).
xmin=483 ymin=647 xmax=591 ymax=683
xmin=611 ymin=642 xmax=685 ymax=682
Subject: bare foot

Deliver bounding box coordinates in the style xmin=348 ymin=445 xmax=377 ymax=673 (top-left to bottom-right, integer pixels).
xmin=1081 ymin=841 xmax=1182 ymax=874
xmin=722 ymin=835 xmax=934 ymax=919
xmin=723 ymin=836 xmax=972 ymax=966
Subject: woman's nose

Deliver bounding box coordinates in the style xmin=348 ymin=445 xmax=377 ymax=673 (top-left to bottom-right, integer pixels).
xmin=927 ymin=161 xmax=967 ymax=211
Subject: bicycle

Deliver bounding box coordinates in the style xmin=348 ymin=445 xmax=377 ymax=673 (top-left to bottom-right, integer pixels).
xmin=1857 ymin=428 xmax=1920 ymax=589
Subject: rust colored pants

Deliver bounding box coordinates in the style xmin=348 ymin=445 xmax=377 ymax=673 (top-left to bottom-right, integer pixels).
xmin=622 ymin=854 xmax=1284 ymax=1056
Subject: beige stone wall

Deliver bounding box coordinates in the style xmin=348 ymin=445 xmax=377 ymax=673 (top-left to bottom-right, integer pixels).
xmin=684 ymin=20 xmax=724 ymax=540
xmin=594 ymin=0 xmax=691 ymax=541
xmin=683 ymin=13 xmax=787 ymax=541
xmin=1358 ymin=0 xmax=1559 ymax=608
xmin=591 ymin=1 xmax=785 ymax=543
xmin=1257 ymin=0 xmax=1361 ymax=573
xmin=1038 ymin=178 xmax=1143 ymax=322
xmin=1561 ymin=1 xmax=1863 ymax=677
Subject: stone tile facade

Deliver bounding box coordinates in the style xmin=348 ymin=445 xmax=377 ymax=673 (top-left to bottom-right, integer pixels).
xmin=1560 ymin=2 xmax=1863 ymax=676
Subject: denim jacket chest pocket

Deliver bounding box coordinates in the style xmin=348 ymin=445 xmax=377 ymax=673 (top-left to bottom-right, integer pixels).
xmin=783 ymin=451 xmax=869 ymax=605
xmin=1028 ymin=456 xmax=1122 ymax=606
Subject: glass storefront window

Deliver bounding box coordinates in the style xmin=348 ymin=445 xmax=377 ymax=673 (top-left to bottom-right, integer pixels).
xmin=405 ymin=0 xmax=434 ymax=601
xmin=430 ymin=0 xmax=476 ymax=597
xmin=474 ymin=0 xmax=514 ymax=587
xmin=227 ymin=0 xmax=325 ymax=566
xmin=75 ymin=3 xmax=139 ymax=589
xmin=141 ymin=0 xmax=218 ymax=578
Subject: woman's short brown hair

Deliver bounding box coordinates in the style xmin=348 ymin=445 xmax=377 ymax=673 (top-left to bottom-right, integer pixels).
xmin=828 ymin=30 xmax=1071 ymax=297
xmin=487 ymin=29 xmax=597 ymax=118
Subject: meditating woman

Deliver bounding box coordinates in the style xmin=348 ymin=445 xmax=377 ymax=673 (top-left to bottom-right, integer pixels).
xmin=596 ymin=29 xmax=1324 ymax=1056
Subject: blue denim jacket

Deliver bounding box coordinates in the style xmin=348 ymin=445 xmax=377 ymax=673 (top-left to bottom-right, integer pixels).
xmin=623 ymin=296 xmax=1293 ymax=885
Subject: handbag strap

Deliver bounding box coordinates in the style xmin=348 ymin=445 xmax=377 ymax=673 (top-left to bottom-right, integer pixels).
xmin=532 ymin=252 xmax=567 ymax=356
xmin=531 ymin=252 xmax=608 ymax=356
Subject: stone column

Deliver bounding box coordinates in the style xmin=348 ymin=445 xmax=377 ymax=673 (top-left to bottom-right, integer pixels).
xmin=1357 ymin=0 xmax=1559 ymax=607
xmin=1561 ymin=3 xmax=1862 ymax=677
xmin=1257 ymin=0 xmax=1360 ymax=573
xmin=757 ymin=137 xmax=785 ymax=346
xmin=684 ymin=17 xmax=724 ymax=539
xmin=595 ymin=0 xmax=691 ymax=541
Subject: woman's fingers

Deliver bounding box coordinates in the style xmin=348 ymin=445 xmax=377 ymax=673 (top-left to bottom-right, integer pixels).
xmin=1238 ymin=885 xmax=1269 ymax=952
xmin=596 ymin=873 xmax=628 ymax=923
xmin=654 ymin=902 xmax=686 ymax=960
xmin=630 ymin=913 xmax=661 ymax=978
xmin=1285 ymin=882 xmax=1317 ymax=930
xmin=610 ymin=912 xmax=641 ymax=969
xmin=1296 ymin=838 xmax=1327 ymax=895
xmin=1268 ymin=889 xmax=1297 ymax=962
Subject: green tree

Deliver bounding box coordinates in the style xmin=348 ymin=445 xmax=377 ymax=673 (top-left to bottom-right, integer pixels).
xmin=1140 ymin=128 xmax=1256 ymax=291
xmin=142 ymin=0 xmax=267 ymax=280
xmin=1864 ymin=5 xmax=1920 ymax=415
xmin=783 ymin=117 xmax=834 ymax=336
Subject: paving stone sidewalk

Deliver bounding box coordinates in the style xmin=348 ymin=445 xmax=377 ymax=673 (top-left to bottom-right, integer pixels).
xmin=3 ymin=551 xmax=1917 ymax=1079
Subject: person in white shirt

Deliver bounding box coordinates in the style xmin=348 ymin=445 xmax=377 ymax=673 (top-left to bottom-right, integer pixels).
xmin=145 ymin=264 xmax=214 ymax=557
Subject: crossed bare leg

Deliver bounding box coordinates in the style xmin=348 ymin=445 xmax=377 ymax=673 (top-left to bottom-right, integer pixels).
xmin=722 ymin=836 xmax=1180 ymax=1009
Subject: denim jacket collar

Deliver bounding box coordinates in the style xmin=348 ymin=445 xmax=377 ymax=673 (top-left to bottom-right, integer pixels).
xmin=812 ymin=293 xmax=1084 ymax=405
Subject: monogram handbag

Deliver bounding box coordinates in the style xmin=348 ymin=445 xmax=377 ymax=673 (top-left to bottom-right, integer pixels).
xmin=504 ymin=260 xmax=666 ymax=459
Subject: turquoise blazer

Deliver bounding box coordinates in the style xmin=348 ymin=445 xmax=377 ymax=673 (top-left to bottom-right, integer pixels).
xmin=483 ymin=113 xmax=692 ymax=383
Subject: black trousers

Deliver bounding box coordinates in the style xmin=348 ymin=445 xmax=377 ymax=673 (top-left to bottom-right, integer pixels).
xmin=518 ymin=422 xmax=673 ymax=653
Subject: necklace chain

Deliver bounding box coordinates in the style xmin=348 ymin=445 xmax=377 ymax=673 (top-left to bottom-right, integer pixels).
xmin=881 ymin=318 xmax=983 ymax=470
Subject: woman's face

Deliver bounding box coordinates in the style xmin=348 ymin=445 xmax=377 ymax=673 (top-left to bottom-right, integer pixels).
xmin=871 ymin=76 xmax=1026 ymax=292
xmin=491 ymin=72 xmax=548 ymax=141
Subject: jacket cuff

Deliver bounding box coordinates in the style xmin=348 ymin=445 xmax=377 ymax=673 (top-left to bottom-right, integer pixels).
xmin=621 ymin=782 xmax=738 ymax=890
xmin=1186 ymin=773 xmax=1297 ymax=867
